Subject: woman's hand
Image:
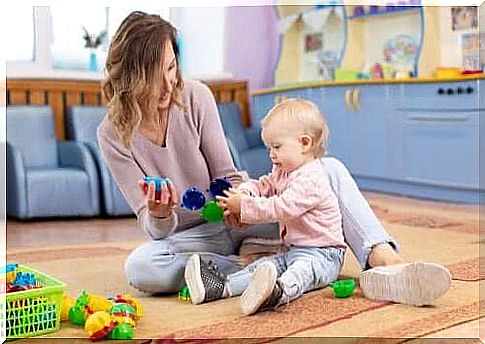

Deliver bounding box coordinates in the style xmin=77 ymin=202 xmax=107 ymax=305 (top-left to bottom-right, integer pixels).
xmin=138 ymin=179 xmax=178 ymax=218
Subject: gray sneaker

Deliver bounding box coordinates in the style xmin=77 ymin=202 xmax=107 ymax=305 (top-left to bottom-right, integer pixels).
xmin=359 ymin=262 xmax=451 ymax=306
xmin=240 ymin=261 xmax=283 ymax=315
xmin=184 ymin=254 xmax=227 ymax=305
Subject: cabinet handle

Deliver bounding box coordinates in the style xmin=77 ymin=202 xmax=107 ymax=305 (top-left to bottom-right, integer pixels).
xmin=274 ymin=95 xmax=288 ymax=104
xmin=466 ymin=87 xmax=474 ymax=94
xmin=344 ymin=89 xmax=353 ymax=110
xmin=437 ymin=88 xmax=445 ymax=95
xmin=407 ymin=115 xmax=470 ymax=123
xmin=352 ymin=88 xmax=361 ymax=111
xmin=446 ymin=88 xmax=454 ymax=95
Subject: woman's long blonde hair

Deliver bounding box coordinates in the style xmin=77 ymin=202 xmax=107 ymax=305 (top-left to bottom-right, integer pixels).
xmin=103 ymin=11 xmax=183 ymax=148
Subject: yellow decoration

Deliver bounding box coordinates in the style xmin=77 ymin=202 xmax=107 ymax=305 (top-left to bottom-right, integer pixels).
xmin=117 ymin=294 xmax=144 ymax=319
xmin=111 ymin=315 xmax=136 ymax=328
xmin=61 ymin=294 xmax=75 ymax=321
xmin=87 ymin=293 xmax=113 ymax=313
xmin=84 ymin=311 xmax=111 ymax=336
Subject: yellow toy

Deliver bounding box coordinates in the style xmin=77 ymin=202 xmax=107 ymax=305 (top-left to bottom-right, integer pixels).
xmin=84 ymin=311 xmax=115 ymax=340
xmin=87 ymin=293 xmax=113 ymax=313
xmin=113 ymin=294 xmax=144 ymax=320
xmin=61 ymin=294 xmax=75 ymax=321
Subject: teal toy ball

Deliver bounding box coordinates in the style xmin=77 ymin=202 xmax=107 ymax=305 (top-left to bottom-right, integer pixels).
xmin=331 ymin=279 xmax=356 ymax=298
xmin=200 ymin=201 xmax=224 ymax=222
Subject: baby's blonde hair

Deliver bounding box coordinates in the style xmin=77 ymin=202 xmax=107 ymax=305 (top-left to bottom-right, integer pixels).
xmin=261 ymin=98 xmax=329 ymax=158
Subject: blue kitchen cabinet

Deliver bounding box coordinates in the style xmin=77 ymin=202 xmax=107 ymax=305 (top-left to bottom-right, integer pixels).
xmin=252 ymin=78 xmax=483 ymax=203
xmin=252 ymin=88 xmax=310 ymax=127
xmin=307 ymin=86 xmax=352 ymax=169
xmin=344 ymin=85 xmax=393 ymax=180
xmin=395 ymin=80 xmax=483 ymax=203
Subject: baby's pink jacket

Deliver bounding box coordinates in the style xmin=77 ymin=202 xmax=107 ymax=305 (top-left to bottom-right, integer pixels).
xmin=239 ymin=159 xmax=346 ymax=248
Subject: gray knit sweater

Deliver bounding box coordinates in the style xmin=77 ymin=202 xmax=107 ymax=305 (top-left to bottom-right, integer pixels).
xmin=97 ymin=79 xmax=245 ymax=239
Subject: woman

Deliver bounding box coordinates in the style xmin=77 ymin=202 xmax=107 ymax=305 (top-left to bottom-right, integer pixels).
xmin=98 ymin=11 xmax=451 ymax=306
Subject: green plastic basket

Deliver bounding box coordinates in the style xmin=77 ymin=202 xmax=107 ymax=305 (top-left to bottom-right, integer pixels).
xmin=1 ymin=265 xmax=66 ymax=339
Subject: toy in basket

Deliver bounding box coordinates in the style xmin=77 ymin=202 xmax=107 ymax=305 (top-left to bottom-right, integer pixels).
xmin=1 ymin=264 xmax=66 ymax=339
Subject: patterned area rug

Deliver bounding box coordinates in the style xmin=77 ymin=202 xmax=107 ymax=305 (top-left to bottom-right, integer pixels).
xmin=7 ymin=192 xmax=481 ymax=341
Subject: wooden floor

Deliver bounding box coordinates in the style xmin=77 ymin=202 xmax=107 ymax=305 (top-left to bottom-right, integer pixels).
xmin=6 ymin=212 xmax=483 ymax=341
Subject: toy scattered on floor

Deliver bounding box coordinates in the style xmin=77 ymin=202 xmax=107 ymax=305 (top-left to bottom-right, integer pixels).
xmin=61 ymin=294 xmax=75 ymax=321
xmin=330 ymin=279 xmax=356 ymax=298
xmin=178 ymin=285 xmax=191 ymax=301
xmin=181 ymin=178 xmax=232 ymax=222
xmin=65 ymin=290 xmax=143 ymax=341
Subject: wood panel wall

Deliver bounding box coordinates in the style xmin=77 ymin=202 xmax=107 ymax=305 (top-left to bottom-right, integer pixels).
xmin=6 ymin=78 xmax=250 ymax=139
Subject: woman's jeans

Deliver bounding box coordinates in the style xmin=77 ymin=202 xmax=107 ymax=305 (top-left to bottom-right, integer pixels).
xmin=124 ymin=157 xmax=398 ymax=293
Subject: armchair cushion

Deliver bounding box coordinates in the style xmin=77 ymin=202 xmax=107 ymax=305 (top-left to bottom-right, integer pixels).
xmin=7 ymin=106 xmax=58 ymax=168
xmin=217 ymin=102 xmax=271 ymax=178
xmin=66 ymin=105 xmax=133 ymax=216
xmin=6 ymin=105 xmax=101 ymax=219
xmin=67 ymin=106 xmax=106 ymax=142
xmin=244 ymin=127 xmax=264 ymax=148
xmin=217 ymin=102 xmax=249 ymax=152
xmin=26 ymin=168 xmax=98 ymax=217
xmin=241 ymin=148 xmax=273 ymax=178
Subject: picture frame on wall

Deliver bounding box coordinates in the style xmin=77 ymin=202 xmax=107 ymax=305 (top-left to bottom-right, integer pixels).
xmin=451 ymin=7 xmax=478 ymax=31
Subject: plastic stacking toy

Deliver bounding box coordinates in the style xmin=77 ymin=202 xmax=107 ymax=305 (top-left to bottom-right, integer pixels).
xmin=330 ymin=279 xmax=356 ymax=298
xmin=143 ymin=176 xmax=169 ymax=201
xmin=181 ymin=178 xmax=232 ymax=222
xmin=108 ymin=322 xmax=135 ymax=340
xmin=208 ymin=178 xmax=232 ymax=198
xmin=178 ymin=285 xmax=191 ymax=301
xmin=112 ymin=294 xmax=143 ymax=320
xmin=84 ymin=311 xmax=115 ymax=340
xmin=181 ymin=187 xmax=206 ymax=211
xmin=201 ymin=201 xmax=224 ymax=223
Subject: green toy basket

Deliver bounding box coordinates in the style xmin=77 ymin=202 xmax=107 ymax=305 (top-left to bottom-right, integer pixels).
xmin=1 ymin=265 xmax=66 ymax=340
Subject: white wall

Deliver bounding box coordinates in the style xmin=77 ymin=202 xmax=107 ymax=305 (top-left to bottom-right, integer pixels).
xmin=439 ymin=6 xmax=480 ymax=67
xmin=170 ymin=7 xmax=229 ymax=79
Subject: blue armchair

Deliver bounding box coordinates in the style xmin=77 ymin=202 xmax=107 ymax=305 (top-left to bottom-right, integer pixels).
xmin=6 ymin=106 xmax=100 ymax=219
xmin=216 ymin=102 xmax=271 ymax=178
xmin=66 ymin=105 xmax=133 ymax=216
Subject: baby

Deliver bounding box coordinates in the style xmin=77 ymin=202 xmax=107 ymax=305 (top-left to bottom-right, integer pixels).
xmin=185 ymin=98 xmax=346 ymax=315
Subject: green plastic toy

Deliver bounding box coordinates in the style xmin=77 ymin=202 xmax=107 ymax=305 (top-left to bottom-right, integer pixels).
xmin=330 ymin=279 xmax=356 ymax=298
xmin=108 ymin=323 xmax=135 ymax=340
xmin=200 ymin=201 xmax=224 ymax=223
xmin=68 ymin=290 xmax=90 ymax=325
xmin=178 ymin=285 xmax=191 ymax=301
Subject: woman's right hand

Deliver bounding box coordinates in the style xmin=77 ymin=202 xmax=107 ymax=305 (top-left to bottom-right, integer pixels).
xmin=138 ymin=179 xmax=178 ymax=218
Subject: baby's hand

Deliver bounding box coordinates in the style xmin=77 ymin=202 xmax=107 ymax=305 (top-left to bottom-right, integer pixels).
xmin=216 ymin=189 xmax=243 ymax=216
xmin=259 ymin=176 xmax=273 ymax=195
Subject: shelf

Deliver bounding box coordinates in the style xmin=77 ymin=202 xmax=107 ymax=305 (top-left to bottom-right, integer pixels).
xmin=349 ymin=7 xmax=421 ymax=20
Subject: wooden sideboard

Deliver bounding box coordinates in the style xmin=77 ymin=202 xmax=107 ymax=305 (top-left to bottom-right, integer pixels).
xmin=6 ymin=78 xmax=250 ymax=139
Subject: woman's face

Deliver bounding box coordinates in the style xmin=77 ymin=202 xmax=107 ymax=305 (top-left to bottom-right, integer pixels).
xmin=158 ymin=40 xmax=177 ymax=110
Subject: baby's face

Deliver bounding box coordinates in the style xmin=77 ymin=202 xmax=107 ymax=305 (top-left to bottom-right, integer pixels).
xmin=262 ymin=122 xmax=308 ymax=173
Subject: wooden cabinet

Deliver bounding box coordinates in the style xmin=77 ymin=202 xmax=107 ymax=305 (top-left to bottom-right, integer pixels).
xmin=252 ymin=78 xmax=484 ymax=203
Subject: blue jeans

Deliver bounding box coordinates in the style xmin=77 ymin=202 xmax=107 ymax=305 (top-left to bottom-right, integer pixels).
xmin=227 ymin=246 xmax=345 ymax=301
xmin=124 ymin=157 xmax=398 ymax=293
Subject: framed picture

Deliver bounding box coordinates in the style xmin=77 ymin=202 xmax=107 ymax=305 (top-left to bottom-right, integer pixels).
xmin=304 ymin=33 xmax=323 ymax=53
xmin=451 ymin=7 xmax=478 ymax=31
